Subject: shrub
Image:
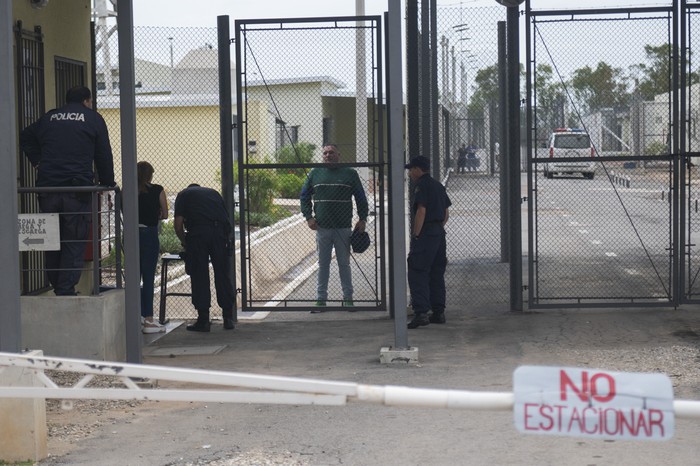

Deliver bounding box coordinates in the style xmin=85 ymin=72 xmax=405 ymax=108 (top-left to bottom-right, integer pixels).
xmin=277 ymin=172 xmax=305 ymax=199
xmin=159 ymin=221 xmax=181 ymax=253
xmin=246 ymin=166 xmax=278 ymax=213
xmin=275 ymin=142 xmax=316 ymax=176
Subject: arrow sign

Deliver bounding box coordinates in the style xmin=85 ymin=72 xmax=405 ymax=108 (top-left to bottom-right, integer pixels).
xmin=18 ymin=214 xmax=60 ymax=251
xmin=23 ymin=237 xmax=45 ymax=246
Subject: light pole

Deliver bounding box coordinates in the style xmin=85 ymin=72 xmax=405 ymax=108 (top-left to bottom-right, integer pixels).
xmin=167 ymin=37 xmax=174 ymax=69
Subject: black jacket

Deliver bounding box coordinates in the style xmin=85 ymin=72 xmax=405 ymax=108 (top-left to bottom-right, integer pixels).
xmin=20 ymin=102 xmax=115 ymax=187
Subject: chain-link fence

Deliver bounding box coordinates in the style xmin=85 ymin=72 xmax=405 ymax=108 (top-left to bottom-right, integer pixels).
xmin=95 ymin=19 xmax=387 ymax=319
xmin=93 ymin=2 xmax=700 ymax=317
xmin=435 ymin=4 xmax=509 ymax=306
xmin=96 ymin=25 xmax=225 ymax=321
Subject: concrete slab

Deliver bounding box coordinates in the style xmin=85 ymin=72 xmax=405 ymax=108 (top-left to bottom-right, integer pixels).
xmin=146 ymin=345 xmax=227 ymax=357
xmin=379 ymin=346 xmax=419 ymax=364
xmin=141 ymin=320 xmax=184 ymax=345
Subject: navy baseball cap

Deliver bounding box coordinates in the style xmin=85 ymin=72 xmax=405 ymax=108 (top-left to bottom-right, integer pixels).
xmin=404 ymin=156 xmax=430 ymax=171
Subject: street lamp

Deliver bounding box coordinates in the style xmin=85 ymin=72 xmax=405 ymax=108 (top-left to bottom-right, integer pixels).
xmin=167 ymin=37 xmax=174 ymax=69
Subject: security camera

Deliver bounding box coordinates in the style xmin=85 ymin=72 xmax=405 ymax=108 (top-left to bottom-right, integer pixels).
xmin=30 ymin=0 xmax=49 ymax=8
xmin=494 ymin=0 xmax=525 ymax=6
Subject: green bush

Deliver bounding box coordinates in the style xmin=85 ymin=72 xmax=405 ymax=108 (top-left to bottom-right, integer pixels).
xmin=275 ymin=142 xmax=316 ymax=176
xmin=277 ymin=172 xmax=305 ymax=199
xmin=159 ymin=221 xmax=181 ymax=253
xmin=246 ymin=165 xmax=278 ymax=213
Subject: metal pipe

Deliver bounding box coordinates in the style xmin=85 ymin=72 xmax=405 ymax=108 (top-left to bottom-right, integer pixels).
xmin=406 ymin=0 xmax=419 ymax=159
xmin=0 ymin=0 xmax=21 ymax=353
xmin=498 ymin=21 xmax=508 ymax=264
xmin=116 ymin=0 xmax=143 ymax=362
xmin=218 ymin=16 xmax=237 ymax=321
xmin=507 ymin=5 xmax=523 ymax=311
xmin=387 ymin=0 xmax=408 ymax=348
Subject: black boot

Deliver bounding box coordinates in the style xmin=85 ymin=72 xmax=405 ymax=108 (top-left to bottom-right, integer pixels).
xmin=187 ymin=311 xmax=210 ymax=332
xmin=429 ymin=310 xmax=446 ymax=324
xmin=408 ymin=313 xmax=430 ymax=329
xmin=222 ymin=309 xmax=235 ymax=330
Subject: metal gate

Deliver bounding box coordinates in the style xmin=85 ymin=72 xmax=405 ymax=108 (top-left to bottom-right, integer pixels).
xmin=234 ymin=17 xmax=386 ymax=312
xmin=526 ymin=3 xmax=683 ymax=308
xmin=682 ymin=0 xmax=700 ymax=303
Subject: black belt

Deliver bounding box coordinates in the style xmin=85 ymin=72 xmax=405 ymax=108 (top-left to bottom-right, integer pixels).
xmin=188 ymin=220 xmax=224 ymax=228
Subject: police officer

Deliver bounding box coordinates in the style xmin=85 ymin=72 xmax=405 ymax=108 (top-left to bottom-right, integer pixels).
xmin=20 ymin=86 xmax=115 ymax=296
xmin=174 ymin=184 xmax=235 ymax=331
xmin=405 ymin=156 xmax=452 ymax=328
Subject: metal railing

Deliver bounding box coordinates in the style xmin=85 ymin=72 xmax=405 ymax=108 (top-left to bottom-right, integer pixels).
xmin=17 ymin=186 xmax=122 ymax=296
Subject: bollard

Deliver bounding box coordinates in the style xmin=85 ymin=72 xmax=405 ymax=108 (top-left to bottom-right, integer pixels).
xmin=626 ymin=176 xmax=631 ymax=188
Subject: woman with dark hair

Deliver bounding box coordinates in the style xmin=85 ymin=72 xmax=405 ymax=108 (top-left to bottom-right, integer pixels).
xmin=137 ymin=161 xmax=168 ymax=333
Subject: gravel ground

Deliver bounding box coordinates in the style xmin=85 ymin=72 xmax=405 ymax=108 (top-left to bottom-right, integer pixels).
xmin=39 ymin=343 xmax=700 ymax=465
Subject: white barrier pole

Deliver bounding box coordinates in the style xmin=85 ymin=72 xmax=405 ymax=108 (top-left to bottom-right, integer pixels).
xmin=1 ymin=352 xmax=700 ymax=419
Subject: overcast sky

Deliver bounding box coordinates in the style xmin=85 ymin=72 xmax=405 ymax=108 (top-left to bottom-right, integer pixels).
xmin=132 ymin=1 xmax=671 ymax=28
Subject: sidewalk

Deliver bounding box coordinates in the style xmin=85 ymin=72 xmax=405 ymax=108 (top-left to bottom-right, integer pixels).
xmin=41 ymin=303 xmax=700 ymax=465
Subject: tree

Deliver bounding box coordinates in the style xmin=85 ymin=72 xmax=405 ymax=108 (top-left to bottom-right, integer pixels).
xmin=468 ymin=64 xmax=499 ymax=117
xmin=571 ymin=62 xmax=629 ymax=115
xmin=631 ymin=43 xmax=698 ymax=100
xmin=535 ymin=63 xmax=566 ymax=136
xmin=631 ymin=44 xmax=672 ymax=100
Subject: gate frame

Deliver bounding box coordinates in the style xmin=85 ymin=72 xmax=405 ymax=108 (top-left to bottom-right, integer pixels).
xmin=525 ymin=1 xmax=686 ymax=309
xmin=233 ymin=16 xmax=387 ymax=312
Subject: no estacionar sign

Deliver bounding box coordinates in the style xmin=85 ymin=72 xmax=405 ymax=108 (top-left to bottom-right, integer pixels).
xmin=513 ymin=366 xmax=674 ymax=441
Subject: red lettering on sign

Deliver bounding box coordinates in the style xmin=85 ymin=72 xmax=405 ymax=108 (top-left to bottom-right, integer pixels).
xmin=539 ymin=404 xmax=554 ymax=431
xmin=590 ymin=373 xmax=616 ymax=402
xmin=524 ymin=403 xmax=537 ymax=430
xmin=560 ymin=370 xmax=616 ymax=403
xmin=648 ymin=409 xmax=665 ymax=437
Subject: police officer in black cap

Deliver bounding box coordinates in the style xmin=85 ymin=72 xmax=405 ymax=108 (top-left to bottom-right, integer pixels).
xmin=405 ymin=156 xmax=451 ymax=328
xmin=174 ymin=184 xmax=236 ymax=331
xmin=20 ymin=86 xmax=115 ymax=296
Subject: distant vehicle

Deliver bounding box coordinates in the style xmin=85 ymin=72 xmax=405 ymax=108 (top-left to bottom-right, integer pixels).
xmin=543 ymin=128 xmax=596 ymax=179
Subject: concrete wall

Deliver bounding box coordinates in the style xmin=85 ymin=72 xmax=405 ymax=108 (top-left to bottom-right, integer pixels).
xmin=13 ymin=0 xmax=93 ymax=108
xmin=247 ymin=81 xmax=325 ymax=159
xmin=21 ymin=289 xmax=126 ymax=361
xmin=101 ymin=105 xmax=223 ymax=192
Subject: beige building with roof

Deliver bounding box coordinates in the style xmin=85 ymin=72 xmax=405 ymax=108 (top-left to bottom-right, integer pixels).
xmin=97 ymin=47 xmax=377 ymax=193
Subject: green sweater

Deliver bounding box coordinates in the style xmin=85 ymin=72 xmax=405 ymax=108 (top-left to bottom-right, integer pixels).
xmin=300 ymin=166 xmax=369 ymax=229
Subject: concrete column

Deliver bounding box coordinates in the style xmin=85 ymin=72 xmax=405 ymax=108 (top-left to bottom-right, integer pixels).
xmin=0 ymin=350 xmax=47 ymax=463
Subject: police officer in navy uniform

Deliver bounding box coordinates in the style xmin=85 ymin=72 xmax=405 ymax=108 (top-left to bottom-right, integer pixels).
xmin=174 ymin=184 xmax=235 ymax=332
xmin=405 ymin=156 xmax=451 ymax=328
xmin=20 ymin=86 xmax=115 ymax=296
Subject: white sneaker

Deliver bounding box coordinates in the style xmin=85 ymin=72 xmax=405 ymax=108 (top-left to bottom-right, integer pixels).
xmin=141 ymin=317 xmax=165 ymax=334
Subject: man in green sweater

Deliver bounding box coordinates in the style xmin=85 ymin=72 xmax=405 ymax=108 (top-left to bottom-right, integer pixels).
xmin=300 ymin=144 xmax=368 ymax=310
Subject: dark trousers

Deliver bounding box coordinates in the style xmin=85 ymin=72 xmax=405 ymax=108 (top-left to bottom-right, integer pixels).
xmin=185 ymin=225 xmax=235 ymax=319
xmin=407 ymin=229 xmax=447 ymax=314
xmin=457 ymin=155 xmax=466 ymax=173
xmin=39 ymin=192 xmax=91 ymax=296
xmin=139 ymin=226 xmax=160 ymax=317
